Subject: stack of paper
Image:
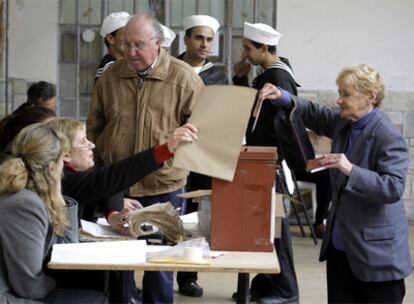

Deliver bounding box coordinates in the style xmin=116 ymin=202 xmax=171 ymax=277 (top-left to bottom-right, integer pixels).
xmin=129 ymin=202 xmax=185 ymax=243
xmin=50 ymin=240 xmax=151 ymax=264
xmin=80 ymin=219 xmax=135 ymax=241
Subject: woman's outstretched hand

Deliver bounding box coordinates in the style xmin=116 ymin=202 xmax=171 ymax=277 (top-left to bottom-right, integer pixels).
xmin=167 ymin=123 xmax=198 ymax=153
xmin=257 ymin=83 xmax=282 ymax=104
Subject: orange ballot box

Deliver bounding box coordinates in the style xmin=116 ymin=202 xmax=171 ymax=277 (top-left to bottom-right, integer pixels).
xmin=210 ymin=146 xmax=278 ymax=252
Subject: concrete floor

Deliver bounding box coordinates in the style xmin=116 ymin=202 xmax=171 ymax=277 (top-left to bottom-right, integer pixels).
xmin=170 ymin=224 xmax=414 ymax=304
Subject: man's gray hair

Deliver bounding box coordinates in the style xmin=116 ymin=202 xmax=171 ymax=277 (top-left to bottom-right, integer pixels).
xmin=126 ymin=14 xmax=164 ymax=44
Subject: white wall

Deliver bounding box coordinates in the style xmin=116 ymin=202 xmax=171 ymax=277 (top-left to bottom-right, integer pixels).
xmin=277 ymin=0 xmax=414 ymax=91
xmin=9 ymin=0 xmax=58 ymax=82
xmin=6 ymin=0 xmax=414 ymax=90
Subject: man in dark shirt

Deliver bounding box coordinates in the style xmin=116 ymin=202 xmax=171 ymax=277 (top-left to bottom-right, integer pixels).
xmin=233 ymin=21 xmax=321 ymax=304
xmin=176 ymin=14 xmax=228 ymax=298
xmin=234 ymin=25 xmax=330 ymax=241
xmin=178 ymin=15 xmax=228 ymax=85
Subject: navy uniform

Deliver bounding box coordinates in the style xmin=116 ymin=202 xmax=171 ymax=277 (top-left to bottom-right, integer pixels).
xmin=95 ymin=53 xmax=116 ymax=81
xmin=233 ymin=22 xmax=304 ymax=303
xmin=237 ymin=59 xmax=331 ymax=228
xmin=198 ymin=59 xmax=229 ymax=86
xmin=95 ymin=12 xmax=129 ymax=82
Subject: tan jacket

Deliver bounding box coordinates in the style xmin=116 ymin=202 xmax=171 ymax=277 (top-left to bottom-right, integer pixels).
xmin=87 ymin=48 xmax=204 ymax=196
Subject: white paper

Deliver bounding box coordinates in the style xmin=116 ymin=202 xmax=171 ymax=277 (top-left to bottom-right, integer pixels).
xmin=50 ymin=240 xmax=149 ymax=264
xmin=81 ymin=219 xmax=133 ymax=239
xmin=281 ymin=160 xmax=295 ymax=195
xmin=180 ymin=212 xmax=199 ymax=224
xmin=270 ymin=185 xmax=276 ymax=242
xmin=50 ymin=240 xmax=172 ymax=265
xmin=310 ymin=166 xmax=327 ymax=173
xmin=96 ymin=217 xmax=110 ymax=226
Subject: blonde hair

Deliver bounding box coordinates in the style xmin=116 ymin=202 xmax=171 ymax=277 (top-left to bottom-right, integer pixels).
xmin=336 ymin=64 xmax=385 ymax=107
xmin=47 ymin=118 xmax=84 ymax=148
xmin=0 ymin=123 xmax=70 ymax=235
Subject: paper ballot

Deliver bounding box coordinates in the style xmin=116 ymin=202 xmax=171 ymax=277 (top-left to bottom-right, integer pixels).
xmin=50 ymin=240 xmax=150 ymax=265
xmin=81 ymin=219 xmax=135 ymax=240
xmin=173 ymin=85 xmax=257 ymax=181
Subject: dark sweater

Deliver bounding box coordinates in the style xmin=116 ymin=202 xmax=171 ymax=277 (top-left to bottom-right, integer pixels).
xmin=177 ymin=53 xmax=229 ymax=85
xmin=62 ymin=147 xmax=159 ymax=221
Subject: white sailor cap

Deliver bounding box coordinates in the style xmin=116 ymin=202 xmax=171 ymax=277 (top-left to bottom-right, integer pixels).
xmin=182 ymin=15 xmax=220 ymax=33
xmin=100 ymin=11 xmax=130 ymax=37
xmin=243 ymin=22 xmax=283 ymax=46
xmin=160 ymin=24 xmax=176 ymax=48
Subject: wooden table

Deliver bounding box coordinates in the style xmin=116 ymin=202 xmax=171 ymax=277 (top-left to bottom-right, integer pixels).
xmin=48 ymin=247 xmax=279 ymax=304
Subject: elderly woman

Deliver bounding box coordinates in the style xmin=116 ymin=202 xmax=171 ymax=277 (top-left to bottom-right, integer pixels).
xmin=258 ymin=64 xmax=411 ymax=304
xmin=47 ymin=117 xmax=197 ymax=303
xmin=47 ymin=118 xmax=197 ymax=231
xmin=0 ymin=124 xmax=107 ymax=303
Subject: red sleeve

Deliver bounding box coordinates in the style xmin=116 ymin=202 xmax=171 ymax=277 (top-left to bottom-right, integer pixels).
xmin=154 ymin=144 xmax=174 ymax=165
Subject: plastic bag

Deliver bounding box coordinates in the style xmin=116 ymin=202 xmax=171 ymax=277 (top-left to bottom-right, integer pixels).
xmin=146 ymin=237 xmax=210 ymax=265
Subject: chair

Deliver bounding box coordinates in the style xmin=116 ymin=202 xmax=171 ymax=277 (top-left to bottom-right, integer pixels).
xmin=277 ymin=160 xmax=318 ymax=245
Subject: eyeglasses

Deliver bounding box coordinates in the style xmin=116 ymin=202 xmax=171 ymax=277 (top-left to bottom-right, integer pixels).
xmin=72 ymin=140 xmax=94 ymax=150
xmin=122 ymin=37 xmax=156 ymax=51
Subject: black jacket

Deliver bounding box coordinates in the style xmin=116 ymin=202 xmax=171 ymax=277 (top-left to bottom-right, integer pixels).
xmin=62 ymin=147 xmax=159 ymax=221
xmin=95 ymin=53 xmax=116 ymax=82
xmin=199 ymin=62 xmax=229 ymax=85
xmin=177 ymin=53 xmax=229 ymax=85
xmin=233 ymin=57 xmax=314 ymax=171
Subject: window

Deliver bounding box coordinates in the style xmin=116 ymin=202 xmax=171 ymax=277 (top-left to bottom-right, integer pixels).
xmin=58 ymin=0 xmax=277 ymax=120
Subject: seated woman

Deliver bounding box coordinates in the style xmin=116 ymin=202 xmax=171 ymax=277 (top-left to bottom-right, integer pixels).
xmin=47 ymin=118 xmax=198 ymax=303
xmin=0 ymin=123 xmax=107 ymax=304
xmin=257 ymin=64 xmax=411 ymax=304
xmin=47 ymin=118 xmax=197 ymax=232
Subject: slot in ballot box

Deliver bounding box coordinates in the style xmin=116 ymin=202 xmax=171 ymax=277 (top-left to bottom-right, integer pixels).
xmin=210 ymin=146 xmax=278 ymax=252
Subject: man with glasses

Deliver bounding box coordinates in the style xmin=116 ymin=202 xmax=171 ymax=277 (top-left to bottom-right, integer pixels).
xmin=87 ymin=14 xmax=204 ymax=304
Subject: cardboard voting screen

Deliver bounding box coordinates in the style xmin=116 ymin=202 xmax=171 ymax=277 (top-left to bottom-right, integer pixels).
xmin=173 ymin=85 xmax=257 ymax=181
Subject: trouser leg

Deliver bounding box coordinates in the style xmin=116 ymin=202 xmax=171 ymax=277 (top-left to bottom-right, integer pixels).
xmin=326 ymin=246 xmax=356 ymax=303
xmin=327 ymin=245 xmax=406 ymax=304
xmin=142 ymin=271 xmax=174 ymax=304
xmin=357 ymin=278 xmax=405 ymax=304
xmin=251 ymin=218 xmax=299 ymax=298
xmin=134 ymin=189 xmax=186 ymax=304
